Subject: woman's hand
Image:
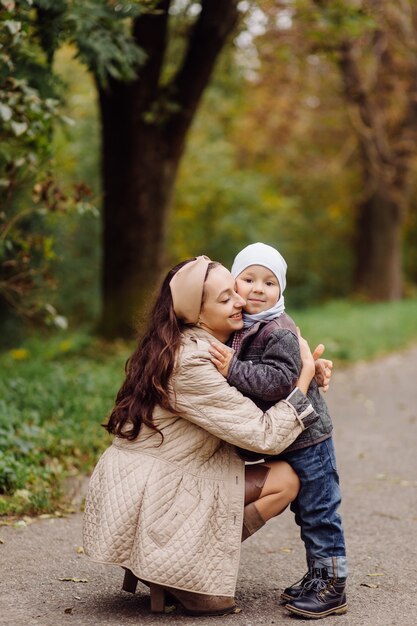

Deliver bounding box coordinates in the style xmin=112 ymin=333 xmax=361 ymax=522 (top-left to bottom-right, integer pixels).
xmin=312 ymin=344 xmax=333 ymax=392
xmin=208 ymin=342 xmax=234 ymax=377
xmin=296 ymin=328 xmax=316 ymax=394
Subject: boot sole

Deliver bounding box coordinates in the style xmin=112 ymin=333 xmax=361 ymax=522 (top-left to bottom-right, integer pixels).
xmin=280 ymin=592 xmax=297 ymax=602
xmin=285 ymin=602 xmax=348 ymax=619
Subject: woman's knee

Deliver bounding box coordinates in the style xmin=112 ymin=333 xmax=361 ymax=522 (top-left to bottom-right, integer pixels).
xmin=265 ymin=461 xmax=300 ymax=501
xmin=286 ymin=465 xmax=300 ymax=501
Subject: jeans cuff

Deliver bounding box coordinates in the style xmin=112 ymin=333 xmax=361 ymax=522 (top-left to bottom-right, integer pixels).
xmin=310 ymin=556 xmax=348 ymax=579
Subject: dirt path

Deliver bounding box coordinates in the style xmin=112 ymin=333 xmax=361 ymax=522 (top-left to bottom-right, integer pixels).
xmin=1 ymin=346 xmax=417 ymax=626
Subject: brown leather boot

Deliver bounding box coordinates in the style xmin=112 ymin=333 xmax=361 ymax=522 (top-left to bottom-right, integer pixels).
xmin=149 ymin=582 xmax=239 ymax=615
xmin=241 ymin=502 xmax=265 ymax=541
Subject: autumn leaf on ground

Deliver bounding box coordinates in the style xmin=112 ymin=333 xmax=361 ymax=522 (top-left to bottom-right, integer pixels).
xmin=367 ymin=573 xmax=385 ymax=577
xmin=360 ymin=582 xmax=379 ymax=589
xmin=59 ymin=577 xmax=88 ymax=583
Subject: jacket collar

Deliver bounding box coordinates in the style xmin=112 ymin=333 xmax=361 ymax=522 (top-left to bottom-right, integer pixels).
xmin=181 ymin=325 xmax=221 ymax=349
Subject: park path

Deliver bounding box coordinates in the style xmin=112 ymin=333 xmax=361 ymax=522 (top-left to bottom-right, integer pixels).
xmin=1 ymin=346 xmax=417 ymax=626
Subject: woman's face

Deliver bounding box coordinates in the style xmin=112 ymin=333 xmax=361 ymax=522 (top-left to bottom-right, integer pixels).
xmin=199 ymin=265 xmax=246 ymax=342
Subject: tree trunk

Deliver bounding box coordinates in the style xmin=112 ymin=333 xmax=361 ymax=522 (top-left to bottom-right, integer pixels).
xmin=354 ymin=185 xmax=404 ymax=300
xmin=336 ymin=37 xmax=412 ymax=302
xmin=97 ymin=0 xmax=239 ymax=338
xmin=97 ymin=82 xmax=181 ymax=338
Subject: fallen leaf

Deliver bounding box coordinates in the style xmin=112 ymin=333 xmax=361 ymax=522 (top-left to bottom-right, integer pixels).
xmin=373 ymin=512 xmax=400 ymax=521
xmin=75 ymin=546 xmax=84 ymax=554
xmin=360 ymin=583 xmax=379 ymax=589
xmin=13 ymin=520 xmax=27 ymax=529
xmin=64 ymin=607 xmax=73 ymax=614
xmin=59 ymin=577 xmax=88 ymax=583
xmin=367 ymin=573 xmax=384 ymax=577
xmin=279 ymin=548 xmax=293 ymax=553
xmin=0 ymin=538 xmax=4 ymax=544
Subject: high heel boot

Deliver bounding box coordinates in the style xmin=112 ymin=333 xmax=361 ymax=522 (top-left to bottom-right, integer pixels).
xmin=148 ymin=582 xmax=238 ymax=616
xmin=241 ymin=502 xmax=265 ymax=541
xmin=122 ymin=569 xmax=177 ymax=603
xmin=122 ymin=568 xmax=139 ymax=593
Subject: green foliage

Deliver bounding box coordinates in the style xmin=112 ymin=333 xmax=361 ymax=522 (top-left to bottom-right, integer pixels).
xmin=0 ymin=0 xmax=60 ymax=196
xmin=2 ymin=0 xmax=417 ymax=338
xmin=0 ymin=0 xmax=147 ymax=330
xmin=49 ymin=48 xmax=101 ymax=324
xmin=297 ymin=0 xmax=375 ymax=48
xmin=170 ymin=32 xmax=357 ymax=303
xmin=169 ymin=47 xmax=287 ymax=267
xmin=29 ymin=0 xmax=146 ymax=83
xmin=0 ymin=1 xmax=98 ymax=326
xmin=0 ymin=332 xmax=129 ymax=515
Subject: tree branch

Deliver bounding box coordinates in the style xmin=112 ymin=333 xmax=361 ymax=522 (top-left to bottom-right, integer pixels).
xmin=165 ymin=0 xmax=240 ymax=146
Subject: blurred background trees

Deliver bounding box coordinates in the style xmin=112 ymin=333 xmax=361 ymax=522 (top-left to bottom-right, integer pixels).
xmin=2 ymin=0 xmax=417 ymax=342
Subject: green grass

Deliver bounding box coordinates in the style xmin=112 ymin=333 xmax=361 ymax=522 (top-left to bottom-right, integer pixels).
xmin=294 ymin=298 xmax=417 ymax=364
xmin=0 ymin=332 xmax=129 ymax=516
xmin=1 ymin=297 xmax=417 ymax=516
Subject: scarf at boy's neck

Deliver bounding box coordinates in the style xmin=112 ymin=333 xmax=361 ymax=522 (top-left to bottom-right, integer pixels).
xmin=243 ymin=298 xmax=285 ymax=328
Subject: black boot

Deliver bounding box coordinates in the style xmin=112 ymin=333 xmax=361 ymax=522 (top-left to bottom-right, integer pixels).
xmin=280 ymin=569 xmax=313 ymax=602
xmin=285 ymin=570 xmax=347 ymax=619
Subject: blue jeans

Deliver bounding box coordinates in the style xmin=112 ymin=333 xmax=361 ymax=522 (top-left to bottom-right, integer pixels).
xmin=273 ymin=436 xmax=348 ymax=578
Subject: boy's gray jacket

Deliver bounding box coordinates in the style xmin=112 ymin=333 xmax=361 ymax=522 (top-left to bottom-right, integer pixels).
xmin=83 ymin=327 xmax=317 ymax=597
xmin=227 ymin=314 xmax=333 ymax=452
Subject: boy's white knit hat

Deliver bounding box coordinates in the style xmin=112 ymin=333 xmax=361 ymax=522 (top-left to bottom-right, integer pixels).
xmin=231 ymin=242 xmax=287 ymax=293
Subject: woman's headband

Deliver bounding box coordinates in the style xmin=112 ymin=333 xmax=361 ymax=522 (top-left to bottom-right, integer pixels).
xmin=169 ymin=256 xmax=211 ymax=324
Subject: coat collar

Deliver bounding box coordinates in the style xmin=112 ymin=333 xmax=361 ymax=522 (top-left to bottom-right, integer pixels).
xmin=181 ymin=325 xmax=226 ymax=350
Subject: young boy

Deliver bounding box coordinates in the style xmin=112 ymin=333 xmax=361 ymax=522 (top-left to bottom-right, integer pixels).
xmin=209 ymin=242 xmax=348 ymax=620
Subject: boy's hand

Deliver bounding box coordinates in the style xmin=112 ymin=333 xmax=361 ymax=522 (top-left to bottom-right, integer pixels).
xmin=312 ymin=343 xmax=333 ymax=392
xmin=209 ymin=342 xmax=234 ymax=377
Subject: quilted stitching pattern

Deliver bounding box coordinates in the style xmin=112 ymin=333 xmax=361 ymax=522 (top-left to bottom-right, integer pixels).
xmin=83 ymin=328 xmax=310 ymax=595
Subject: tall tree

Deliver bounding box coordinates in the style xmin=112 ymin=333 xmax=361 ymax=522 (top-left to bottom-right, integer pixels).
xmin=2 ymin=1 xmax=240 ymax=337
xmin=311 ymin=0 xmax=417 ymax=300
xmin=0 ymin=0 xmax=142 ymax=329
xmin=98 ymin=0 xmax=240 ymax=337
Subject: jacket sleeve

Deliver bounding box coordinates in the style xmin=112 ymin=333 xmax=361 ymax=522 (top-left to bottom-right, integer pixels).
xmin=171 ymin=348 xmax=317 ymax=455
xmin=227 ymin=328 xmax=301 ymax=402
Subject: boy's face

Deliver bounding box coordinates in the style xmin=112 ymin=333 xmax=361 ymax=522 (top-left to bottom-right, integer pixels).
xmin=235 ymin=265 xmax=280 ymax=314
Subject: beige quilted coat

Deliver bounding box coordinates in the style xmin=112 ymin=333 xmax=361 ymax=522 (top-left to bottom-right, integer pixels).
xmin=83 ymin=327 xmax=315 ymax=596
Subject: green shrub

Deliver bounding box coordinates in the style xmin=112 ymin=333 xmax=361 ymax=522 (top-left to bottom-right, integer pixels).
xmin=0 ymin=332 xmax=129 ymax=515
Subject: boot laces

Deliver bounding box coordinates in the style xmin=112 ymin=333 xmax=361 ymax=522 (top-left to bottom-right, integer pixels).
xmin=303 ymin=568 xmax=330 ymax=593
xmin=292 ymin=570 xmax=312 ymax=587
xmin=304 ymin=576 xmax=328 ymax=593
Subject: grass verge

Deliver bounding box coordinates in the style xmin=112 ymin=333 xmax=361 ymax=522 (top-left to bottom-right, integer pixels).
xmin=0 ymin=333 xmax=129 ymax=516
xmin=295 ymin=298 xmax=417 ymax=364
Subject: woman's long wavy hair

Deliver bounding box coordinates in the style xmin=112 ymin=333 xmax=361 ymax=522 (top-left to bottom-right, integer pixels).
xmin=105 ymin=259 xmax=218 ymax=441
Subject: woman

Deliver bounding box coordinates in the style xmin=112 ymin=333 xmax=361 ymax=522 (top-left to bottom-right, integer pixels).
xmin=83 ymin=257 xmax=319 ymax=616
